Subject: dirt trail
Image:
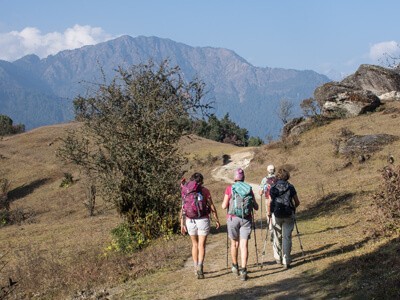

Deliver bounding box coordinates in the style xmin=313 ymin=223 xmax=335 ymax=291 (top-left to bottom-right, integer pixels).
xmin=108 ymin=149 xmax=324 ymax=299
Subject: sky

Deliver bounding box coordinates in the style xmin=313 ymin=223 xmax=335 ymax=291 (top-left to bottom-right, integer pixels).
xmin=1 ymin=0 xmax=400 ymax=80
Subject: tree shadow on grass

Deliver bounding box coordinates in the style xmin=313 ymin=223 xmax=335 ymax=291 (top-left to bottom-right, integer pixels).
xmin=206 ymin=236 xmax=399 ymax=299
xmin=297 ymin=192 xmax=357 ymax=221
xmin=8 ymin=178 xmax=50 ymax=202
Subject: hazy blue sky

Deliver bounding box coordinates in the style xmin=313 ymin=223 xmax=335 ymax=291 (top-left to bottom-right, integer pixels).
xmin=1 ymin=0 xmax=400 ymax=79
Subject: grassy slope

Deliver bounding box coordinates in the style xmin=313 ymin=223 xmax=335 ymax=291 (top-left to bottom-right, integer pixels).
xmin=1 ymin=102 xmax=400 ymax=298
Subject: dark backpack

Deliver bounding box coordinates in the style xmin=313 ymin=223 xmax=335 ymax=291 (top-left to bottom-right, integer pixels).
xmin=270 ymin=181 xmax=294 ymax=218
xmin=228 ymin=181 xmax=254 ymax=218
xmin=181 ymin=180 xmax=209 ymax=219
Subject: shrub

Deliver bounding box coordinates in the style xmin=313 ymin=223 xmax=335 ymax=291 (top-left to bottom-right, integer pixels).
xmin=373 ymin=164 xmax=400 ymax=233
xmin=59 ymin=173 xmax=73 ymax=188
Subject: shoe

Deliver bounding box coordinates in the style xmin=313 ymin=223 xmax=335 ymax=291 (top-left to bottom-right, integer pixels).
xmin=283 ymin=264 xmax=290 ymax=269
xmin=197 ymin=270 xmax=205 ymax=279
xmin=239 ymin=268 xmax=248 ymax=281
xmin=276 ymin=260 xmax=282 ymax=265
xmin=231 ymin=264 xmax=239 ymax=276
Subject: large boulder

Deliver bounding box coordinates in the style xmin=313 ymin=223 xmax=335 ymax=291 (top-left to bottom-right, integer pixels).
xmin=342 ymin=64 xmax=400 ymax=96
xmin=314 ymin=82 xmax=381 ymax=118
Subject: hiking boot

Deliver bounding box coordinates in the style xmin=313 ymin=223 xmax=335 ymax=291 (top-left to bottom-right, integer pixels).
xmin=197 ymin=270 xmax=205 ymax=279
xmin=239 ymin=268 xmax=248 ymax=281
xmin=231 ymin=264 xmax=239 ymax=276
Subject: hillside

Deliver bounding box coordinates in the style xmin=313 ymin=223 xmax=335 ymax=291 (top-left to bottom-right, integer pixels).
xmin=0 ymin=35 xmax=329 ymax=138
xmin=1 ymin=101 xmax=400 ymax=299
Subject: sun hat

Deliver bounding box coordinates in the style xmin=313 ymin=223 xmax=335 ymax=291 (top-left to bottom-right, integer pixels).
xmin=234 ymin=168 xmax=244 ymax=181
xmin=267 ymin=164 xmax=275 ymax=174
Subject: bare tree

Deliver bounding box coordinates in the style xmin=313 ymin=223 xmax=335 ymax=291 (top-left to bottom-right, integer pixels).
xmin=276 ymin=98 xmax=294 ymax=124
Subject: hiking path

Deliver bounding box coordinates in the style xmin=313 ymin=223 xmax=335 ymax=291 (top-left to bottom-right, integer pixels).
xmin=107 ymin=149 xmax=331 ymax=299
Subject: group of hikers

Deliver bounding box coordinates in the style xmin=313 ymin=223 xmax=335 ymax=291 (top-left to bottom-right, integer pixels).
xmin=180 ymin=165 xmax=300 ymax=281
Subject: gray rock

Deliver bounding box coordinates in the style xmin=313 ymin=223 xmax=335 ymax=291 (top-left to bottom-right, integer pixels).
xmin=339 ymin=134 xmax=399 ymax=157
xmin=342 ymin=64 xmax=400 ymax=96
xmin=315 ymin=82 xmax=381 ymax=118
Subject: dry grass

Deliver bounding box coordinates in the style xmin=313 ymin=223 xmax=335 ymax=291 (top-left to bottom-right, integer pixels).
xmin=1 ymin=102 xmax=400 ymax=298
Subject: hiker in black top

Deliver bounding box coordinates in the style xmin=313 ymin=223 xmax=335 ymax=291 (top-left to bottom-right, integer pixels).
xmin=180 ymin=173 xmax=220 ymax=279
xmin=267 ymin=168 xmax=300 ymax=269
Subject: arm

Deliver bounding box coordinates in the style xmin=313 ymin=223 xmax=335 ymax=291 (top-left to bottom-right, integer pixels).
xmin=293 ymin=194 xmax=300 ymax=208
xmin=180 ymin=207 xmax=187 ymax=235
xmin=221 ymin=193 xmax=229 ymax=210
xmin=252 ymin=191 xmax=259 ymax=211
xmin=208 ymin=196 xmax=220 ymax=229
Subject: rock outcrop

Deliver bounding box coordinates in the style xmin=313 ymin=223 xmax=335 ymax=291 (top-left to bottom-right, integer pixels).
xmin=315 ymin=64 xmax=400 ymax=118
xmin=342 ymin=64 xmax=400 ymax=96
xmin=283 ymin=64 xmax=400 ymax=138
xmin=314 ymin=82 xmax=380 ymax=118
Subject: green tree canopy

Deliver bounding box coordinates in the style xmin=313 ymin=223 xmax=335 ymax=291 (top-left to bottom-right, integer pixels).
xmin=58 ymin=60 xmax=210 ymax=241
xmin=0 ymin=115 xmax=25 ymax=136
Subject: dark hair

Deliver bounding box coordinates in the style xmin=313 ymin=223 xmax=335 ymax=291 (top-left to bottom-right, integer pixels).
xmin=190 ymin=172 xmax=204 ymax=185
xmin=276 ymin=168 xmax=290 ymax=181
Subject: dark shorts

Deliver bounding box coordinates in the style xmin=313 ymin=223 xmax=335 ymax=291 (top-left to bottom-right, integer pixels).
xmin=227 ymin=216 xmax=252 ymax=240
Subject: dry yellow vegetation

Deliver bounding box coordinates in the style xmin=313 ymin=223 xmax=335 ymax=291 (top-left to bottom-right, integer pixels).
xmin=1 ymin=102 xmax=400 ymax=299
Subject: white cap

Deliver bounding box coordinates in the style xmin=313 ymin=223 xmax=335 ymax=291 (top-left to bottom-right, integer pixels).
xmin=267 ymin=164 xmax=275 ymax=173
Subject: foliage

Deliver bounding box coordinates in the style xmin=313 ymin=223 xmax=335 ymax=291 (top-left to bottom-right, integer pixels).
xmin=57 ymin=60 xmax=210 ymax=242
xmin=373 ymin=164 xmax=400 ymax=233
xmin=0 ymin=178 xmax=10 ymax=227
xmin=191 ymin=113 xmax=250 ymax=146
xmin=248 ymin=136 xmax=264 ymax=147
xmin=0 ymin=115 xmax=25 ymax=137
xmin=59 ymin=173 xmax=74 ymax=188
xmin=109 ymin=222 xmax=147 ymax=253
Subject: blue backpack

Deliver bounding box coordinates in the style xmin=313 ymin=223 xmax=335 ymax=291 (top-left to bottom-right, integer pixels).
xmin=228 ymin=182 xmax=254 ymax=218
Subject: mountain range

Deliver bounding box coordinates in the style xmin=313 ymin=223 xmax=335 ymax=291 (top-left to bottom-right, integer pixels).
xmin=0 ymin=35 xmax=330 ymax=139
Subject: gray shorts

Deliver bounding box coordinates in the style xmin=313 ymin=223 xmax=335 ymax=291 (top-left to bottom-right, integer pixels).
xmin=227 ymin=216 xmax=252 ymax=240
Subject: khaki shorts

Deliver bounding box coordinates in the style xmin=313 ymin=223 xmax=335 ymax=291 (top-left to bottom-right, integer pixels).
xmin=227 ymin=216 xmax=252 ymax=240
xmin=185 ymin=217 xmax=210 ymax=236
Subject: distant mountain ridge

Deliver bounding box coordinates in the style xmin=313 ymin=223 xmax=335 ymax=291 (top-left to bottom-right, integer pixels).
xmin=0 ymin=35 xmax=330 ymax=138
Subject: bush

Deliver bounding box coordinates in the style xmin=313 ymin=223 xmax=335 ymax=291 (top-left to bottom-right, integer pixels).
xmin=59 ymin=173 xmax=73 ymax=188
xmin=248 ymin=136 xmax=264 ymax=147
xmin=109 ymin=222 xmax=147 ymax=254
xmin=373 ymin=164 xmax=400 ymax=233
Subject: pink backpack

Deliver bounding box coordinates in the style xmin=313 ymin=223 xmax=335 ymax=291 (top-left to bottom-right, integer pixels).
xmin=181 ymin=180 xmax=209 ymax=219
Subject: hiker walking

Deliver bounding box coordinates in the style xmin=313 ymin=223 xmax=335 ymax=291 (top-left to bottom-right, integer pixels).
xmin=259 ymin=164 xmax=277 ymax=241
xmin=180 ymin=173 xmax=220 ymax=279
xmin=268 ymin=168 xmax=300 ymax=269
xmin=221 ymin=168 xmax=259 ymax=281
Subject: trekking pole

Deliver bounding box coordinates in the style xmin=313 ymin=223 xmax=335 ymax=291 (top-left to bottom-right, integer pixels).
xmin=252 ymin=212 xmax=259 ymax=267
xmin=259 ymin=194 xmax=263 ymax=237
xmin=293 ymin=215 xmax=305 ymax=259
xmin=260 ymin=216 xmax=271 ymax=268
xmin=226 ymin=225 xmax=229 ymax=269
